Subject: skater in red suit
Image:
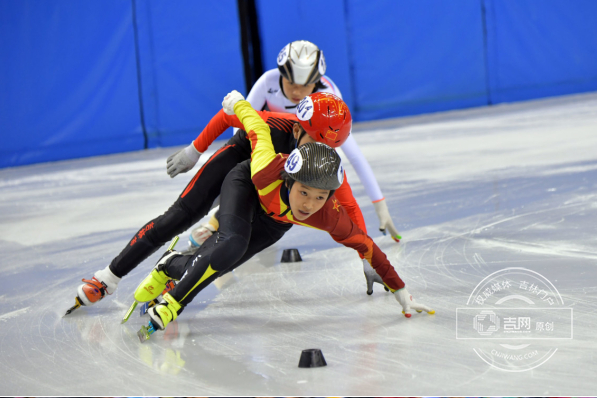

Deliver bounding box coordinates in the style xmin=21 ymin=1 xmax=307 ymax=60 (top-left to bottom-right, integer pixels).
xmin=70 ymin=92 xmax=388 ymax=313
xmin=132 ymin=91 xmax=434 ymax=334
xmin=189 ymin=39 xmax=401 ymax=248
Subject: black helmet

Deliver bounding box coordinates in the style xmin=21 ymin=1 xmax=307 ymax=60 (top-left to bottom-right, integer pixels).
xmin=284 ymin=142 xmax=343 ymax=190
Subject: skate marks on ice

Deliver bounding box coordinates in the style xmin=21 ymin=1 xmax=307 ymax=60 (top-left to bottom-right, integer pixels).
xmin=0 ymin=230 xmax=250 ymax=395
xmin=0 ymin=306 xmax=30 ymax=321
xmin=381 ymin=186 xmax=597 ymax=392
xmin=0 ymin=93 xmax=596 ymax=395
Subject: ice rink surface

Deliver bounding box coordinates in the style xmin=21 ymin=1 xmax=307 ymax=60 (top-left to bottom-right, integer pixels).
xmin=1 ymin=93 xmax=596 ymax=396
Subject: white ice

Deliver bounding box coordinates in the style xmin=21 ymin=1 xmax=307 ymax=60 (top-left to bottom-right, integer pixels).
xmin=0 ymin=93 xmax=596 ymax=396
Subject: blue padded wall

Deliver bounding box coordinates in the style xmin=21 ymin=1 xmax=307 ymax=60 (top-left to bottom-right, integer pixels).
xmin=2 ymin=1 xmax=596 ymax=168
xmin=133 ymin=0 xmax=245 ymax=148
xmin=484 ymin=0 xmax=597 ymax=104
xmin=255 ymin=0 xmax=354 ymax=110
xmin=257 ymin=0 xmax=597 ymax=121
xmin=0 ymin=1 xmax=143 ymax=168
xmin=345 ymin=0 xmax=489 ymax=121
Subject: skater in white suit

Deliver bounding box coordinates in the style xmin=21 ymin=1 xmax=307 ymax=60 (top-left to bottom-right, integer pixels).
xmin=190 ymin=40 xmax=401 ymax=251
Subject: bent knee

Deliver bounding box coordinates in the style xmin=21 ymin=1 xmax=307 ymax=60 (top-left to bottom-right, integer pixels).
xmin=210 ymin=232 xmax=249 ymax=271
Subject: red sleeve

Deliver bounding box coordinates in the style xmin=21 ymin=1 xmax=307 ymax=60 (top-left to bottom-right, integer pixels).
xmin=334 ymin=172 xmax=367 ymax=234
xmin=316 ymin=201 xmax=405 ymax=291
xmin=193 ymin=109 xmax=270 ymax=153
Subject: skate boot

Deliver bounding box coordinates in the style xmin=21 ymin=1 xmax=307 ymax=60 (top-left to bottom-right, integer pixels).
xmin=139 ymin=279 xmax=177 ymax=316
xmin=148 ymin=293 xmax=181 ymax=331
xmin=76 ymin=267 xmax=121 ymax=306
xmin=133 ymin=250 xmax=181 ymax=303
xmin=189 ymin=222 xmax=217 ymax=248
xmin=121 ymin=237 xmax=180 ymax=324
xmin=363 ymin=259 xmax=389 ymax=295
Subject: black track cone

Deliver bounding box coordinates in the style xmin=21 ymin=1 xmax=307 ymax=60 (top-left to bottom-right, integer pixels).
xmin=281 ymin=248 xmax=302 ymax=262
xmin=298 ymin=348 xmax=327 ymax=368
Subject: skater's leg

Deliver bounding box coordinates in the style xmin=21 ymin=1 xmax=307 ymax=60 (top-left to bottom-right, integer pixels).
xmin=75 ymin=144 xmax=243 ymax=307
xmin=219 ymin=211 xmax=292 ymax=276
xmin=109 ymin=144 xmax=243 ymax=278
xmin=167 ymin=162 xmax=292 ymax=306
xmin=108 ymin=199 xmax=200 ymax=278
xmin=149 ymin=205 xmax=291 ymax=328
xmin=145 ymin=161 xmax=258 ymax=328
xmin=166 ymin=162 xmax=258 ymax=307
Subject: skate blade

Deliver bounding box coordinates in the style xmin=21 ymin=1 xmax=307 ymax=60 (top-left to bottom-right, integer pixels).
xmin=167 ymin=236 xmax=179 ymax=251
xmin=137 ymin=322 xmax=156 ymax=343
xmin=121 ymin=301 xmax=138 ymax=324
xmin=137 ymin=325 xmax=151 ymax=342
xmin=63 ymin=297 xmax=83 ymax=317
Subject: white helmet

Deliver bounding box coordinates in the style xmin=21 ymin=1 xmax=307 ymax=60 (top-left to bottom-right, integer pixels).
xmin=277 ymin=40 xmax=326 ymax=85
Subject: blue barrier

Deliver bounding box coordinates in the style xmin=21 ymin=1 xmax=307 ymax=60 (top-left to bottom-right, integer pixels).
xmin=345 ymin=0 xmax=489 ymax=121
xmin=0 ymin=0 xmax=143 ymax=168
xmin=255 ymin=0 xmax=355 ymax=110
xmin=1 ymin=1 xmax=596 ymax=168
xmin=0 ymin=0 xmax=243 ymax=168
xmin=133 ymin=0 xmax=244 ymax=148
xmin=484 ymin=0 xmax=597 ymax=104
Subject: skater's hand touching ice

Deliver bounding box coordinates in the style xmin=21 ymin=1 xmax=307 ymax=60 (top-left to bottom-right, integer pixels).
xmin=222 ymin=90 xmax=245 ymax=115
xmin=166 ymin=143 xmax=202 ymax=178
xmin=373 ymin=198 xmax=401 ymax=242
xmin=394 ymin=288 xmax=434 ymax=318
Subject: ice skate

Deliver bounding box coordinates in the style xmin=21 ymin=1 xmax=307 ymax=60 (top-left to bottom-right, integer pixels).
xmin=138 ymin=293 xmax=181 ymax=342
xmin=188 ymin=222 xmax=216 ymax=248
xmin=122 ymin=253 xmax=178 ymax=323
xmin=139 ymin=279 xmax=176 ymax=316
xmin=133 ymin=251 xmax=180 ymax=304
xmin=65 ymin=267 xmax=121 ymax=316
xmin=121 ymin=237 xmax=180 ymax=324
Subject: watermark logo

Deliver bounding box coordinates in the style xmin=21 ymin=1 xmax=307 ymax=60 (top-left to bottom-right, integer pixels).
xmin=473 ymin=310 xmax=500 ymax=336
xmin=456 ymin=267 xmax=572 ymax=372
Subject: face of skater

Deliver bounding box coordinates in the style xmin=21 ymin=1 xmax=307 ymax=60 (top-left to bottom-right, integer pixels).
xmin=288 ymin=182 xmax=330 ymax=220
xmin=293 ymin=123 xmax=316 ymax=146
xmin=281 ymin=76 xmax=316 ymax=104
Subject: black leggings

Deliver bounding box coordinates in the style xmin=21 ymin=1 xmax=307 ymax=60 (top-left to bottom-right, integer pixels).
xmin=163 ymin=160 xmax=292 ymax=309
xmin=108 ymin=143 xmax=246 ymax=278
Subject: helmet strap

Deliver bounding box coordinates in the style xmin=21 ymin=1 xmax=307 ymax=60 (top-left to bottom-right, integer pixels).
xmin=282 ymin=178 xmax=294 ymax=208
xmin=293 ymin=124 xmax=308 ymax=149
xmin=296 ymin=130 xmax=307 ymax=148
xmin=279 ymin=76 xmax=289 ymax=100
xmin=311 ymin=80 xmax=321 ymax=94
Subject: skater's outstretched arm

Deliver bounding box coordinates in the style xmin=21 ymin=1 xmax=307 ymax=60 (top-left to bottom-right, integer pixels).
xmin=319 ymin=204 xmax=433 ymax=317
xmin=222 ymin=91 xmax=279 ymax=178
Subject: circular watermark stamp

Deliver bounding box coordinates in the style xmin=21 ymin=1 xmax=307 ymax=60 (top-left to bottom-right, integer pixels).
xmin=456 ymin=267 xmax=573 ymax=372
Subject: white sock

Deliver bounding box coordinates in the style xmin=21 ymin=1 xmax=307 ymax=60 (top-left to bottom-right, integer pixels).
xmin=94 ymin=267 xmax=121 ymax=295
